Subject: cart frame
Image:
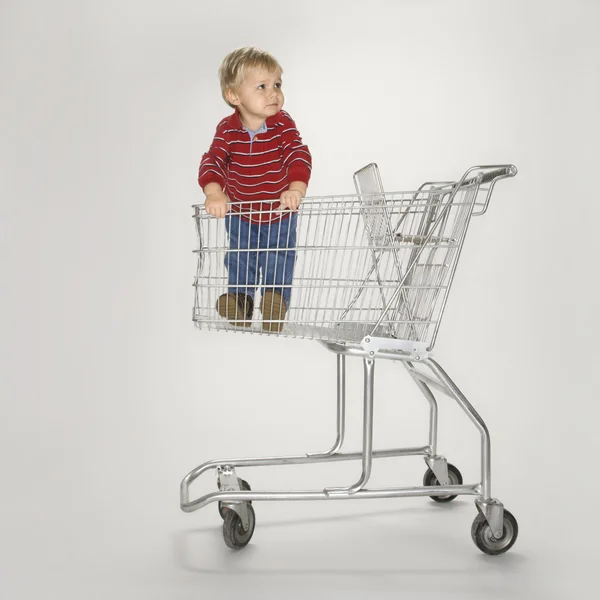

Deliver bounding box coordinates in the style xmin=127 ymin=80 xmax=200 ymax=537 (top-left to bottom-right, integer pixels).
xmin=181 ymin=164 xmax=519 ymax=555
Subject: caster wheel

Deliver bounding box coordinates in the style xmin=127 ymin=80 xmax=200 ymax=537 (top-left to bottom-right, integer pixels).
xmin=471 ymin=508 xmax=518 ymax=555
xmin=223 ymin=504 xmax=256 ymax=549
xmin=219 ymin=478 xmax=251 ymax=519
xmin=423 ymin=463 xmax=463 ymax=503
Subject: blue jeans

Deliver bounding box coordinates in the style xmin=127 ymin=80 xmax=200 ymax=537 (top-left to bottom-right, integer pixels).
xmin=224 ymin=213 xmax=297 ymax=306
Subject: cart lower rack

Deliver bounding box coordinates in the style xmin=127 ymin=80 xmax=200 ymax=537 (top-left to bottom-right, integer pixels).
xmin=182 ymin=164 xmax=519 ymax=555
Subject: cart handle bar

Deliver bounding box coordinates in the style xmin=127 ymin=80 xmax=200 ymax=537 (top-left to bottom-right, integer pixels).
xmin=456 ymin=164 xmax=517 ymax=216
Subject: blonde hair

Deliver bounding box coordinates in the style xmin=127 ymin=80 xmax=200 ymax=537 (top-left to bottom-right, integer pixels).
xmin=218 ymin=47 xmax=283 ymax=108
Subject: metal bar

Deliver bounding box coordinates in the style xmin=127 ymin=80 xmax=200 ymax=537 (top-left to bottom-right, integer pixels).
xmin=197 ymin=242 xmax=460 ymax=254
xmin=424 ymin=358 xmax=492 ymax=500
xmin=403 ymin=362 xmax=439 ymax=456
xmin=319 ymin=340 xmax=415 ymax=361
xmin=404 ymin=364 xmax=452 ymax=397
xmin=321 ymin=358 xmax=374 ymax=495
xmin=307 ymin=353 xmax=346 ymax=457
xmin=181 ymin=483 xmax=481 ymax=512
xmin=427 ymin=185 xmax=477 ymax=348
xmin=180 ymin=444 xmax=432 ymax=506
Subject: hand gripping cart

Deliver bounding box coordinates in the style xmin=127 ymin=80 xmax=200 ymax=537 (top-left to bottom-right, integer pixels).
xmin=181 ymin=164 xmax=519 ymax=555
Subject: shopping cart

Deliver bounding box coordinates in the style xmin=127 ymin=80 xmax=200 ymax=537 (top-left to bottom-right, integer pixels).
xmin=181 ymin=164 xmax=519 ymax=555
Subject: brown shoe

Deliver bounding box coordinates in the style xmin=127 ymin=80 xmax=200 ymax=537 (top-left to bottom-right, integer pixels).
xmin=216 ymin=293 xmax=254 ymax=326
xmin=260 ymin=290 xmax=287 ymax=333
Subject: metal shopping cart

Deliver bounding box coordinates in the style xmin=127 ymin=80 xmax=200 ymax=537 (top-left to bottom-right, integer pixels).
xmin=181 ymin=163 xmax=519 ymax=555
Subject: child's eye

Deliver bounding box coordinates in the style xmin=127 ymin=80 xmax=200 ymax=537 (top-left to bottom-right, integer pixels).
xmin=275 ymin=82 xmax=282 ymax=89
xmin=257 ymin=84 xmax=265 ymax=90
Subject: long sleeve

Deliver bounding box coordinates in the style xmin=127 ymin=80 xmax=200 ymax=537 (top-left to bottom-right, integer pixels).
xmin=198 ymin=121 xmax=230 ymax=190
xmin=279 ymin=112 xmax=312 ymax=186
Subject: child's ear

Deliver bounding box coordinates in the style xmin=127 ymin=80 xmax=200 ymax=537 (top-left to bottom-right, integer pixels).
xmin=225 ymin=89 xmax=240 ymax=106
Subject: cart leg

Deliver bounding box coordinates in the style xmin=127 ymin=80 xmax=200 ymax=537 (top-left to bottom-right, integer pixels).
xmin=404 ymin=361 xmax=439 ymax=457
xmin=404 ymin=362 xmax=450 ymax=483
xmin=308 ymin=353 xmax=346 ymax=458
xmin=424 ymin=358 xmax=492 ymax=500
xmin=325 ymin=358 xmax=375 ymax=495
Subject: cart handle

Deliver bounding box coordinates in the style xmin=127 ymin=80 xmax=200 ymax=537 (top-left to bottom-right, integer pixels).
xmin=462 ymin=166 xmax=516 ymax=187
xmin=456 ymin=164 xmax=517 ymax=216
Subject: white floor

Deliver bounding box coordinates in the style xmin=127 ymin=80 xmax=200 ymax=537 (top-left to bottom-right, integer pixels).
xmin=2 ymin=486 xmax=589 ymax=599
xmin=2 ymin=398 xmax=594 ymax=600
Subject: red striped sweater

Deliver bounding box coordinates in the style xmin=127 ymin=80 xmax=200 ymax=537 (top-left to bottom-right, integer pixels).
xmin=198 ymin=109 xmax=312 ymax=223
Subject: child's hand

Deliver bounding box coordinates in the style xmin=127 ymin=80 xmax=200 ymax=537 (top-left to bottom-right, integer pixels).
xmin=205 ymin=190 xmax=229 ymax=218
xmin=279 ymin=189 xmax=303 ymax=212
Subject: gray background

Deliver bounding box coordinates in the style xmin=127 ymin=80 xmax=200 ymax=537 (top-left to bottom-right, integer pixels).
xmin=2 ymin=0 xmax=599 ymax=598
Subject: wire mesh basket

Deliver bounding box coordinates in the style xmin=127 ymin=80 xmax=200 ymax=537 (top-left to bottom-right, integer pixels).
xmin=192 ymin=164 xmax=516 ymax=354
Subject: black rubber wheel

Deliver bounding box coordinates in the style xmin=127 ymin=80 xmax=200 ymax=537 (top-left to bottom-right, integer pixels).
xmin=223 ymin=504 xmax=256 ymax=549
xmin=471 ymin=508 xmax=518 ymax=555
xmin=219 ymin=478 xmax=251 ymax=519
xmin=423 ymin=463 xmax=463 ymax=503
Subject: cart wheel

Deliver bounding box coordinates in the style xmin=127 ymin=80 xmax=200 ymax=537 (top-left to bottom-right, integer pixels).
xmin=219 ymin=478 xmax=251 ymax=520
xmin=423 ymin=463 xmax=463 ymax=503
xmin=223 ymin=504 xmax=256 ymax=550
xmin=471 ymin=509 xmax=518 ymax=555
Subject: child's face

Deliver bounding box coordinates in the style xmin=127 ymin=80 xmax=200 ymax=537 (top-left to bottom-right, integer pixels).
xmin=227 ymin=67 xmax=284 ymax=127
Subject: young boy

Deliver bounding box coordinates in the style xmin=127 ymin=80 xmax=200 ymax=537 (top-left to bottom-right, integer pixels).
xmin=198 ymin=47 xmax=312 ymax=332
